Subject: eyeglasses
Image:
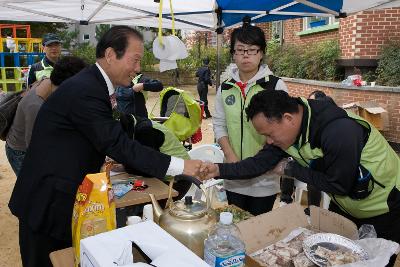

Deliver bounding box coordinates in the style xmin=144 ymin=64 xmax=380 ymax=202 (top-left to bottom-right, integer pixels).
xmin=233 ymin=48 xmax=260 ymax=56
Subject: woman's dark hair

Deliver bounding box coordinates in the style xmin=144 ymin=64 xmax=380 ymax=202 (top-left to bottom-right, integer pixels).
xmin=50 ymin=56 xmax=87 ymax=86
xmin=230 ymin=18 xmax=267 ymax=55
xmin=246 ymin=90 xmax=299 ymax=121
xmin=308 ymin=90 xmax=326 ymax=99
xmin=308 ymin=90 xmax=336 ymax=105
xmin=96 ymin=25 xmax=143 ymax=59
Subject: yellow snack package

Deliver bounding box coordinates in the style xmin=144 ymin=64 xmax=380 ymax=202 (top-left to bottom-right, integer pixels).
xmin=72 ymin=170 xmax=116 ymax=266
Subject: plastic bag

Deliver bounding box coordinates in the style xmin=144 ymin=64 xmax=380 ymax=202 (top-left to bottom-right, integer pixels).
xmin=358 ymin=224 xmax=377 ymax=239
xmin=72 ymin=171 xmax=116 ymax=266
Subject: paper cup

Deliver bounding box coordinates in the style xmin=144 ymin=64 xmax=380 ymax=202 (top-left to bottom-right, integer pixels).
xmin=126 ymin=216 xmax=142 ymax=225
xmin=370 ymin=81 xmax=376 ymax=87
xmin=142 ymin=204 xmax=154 ymax=221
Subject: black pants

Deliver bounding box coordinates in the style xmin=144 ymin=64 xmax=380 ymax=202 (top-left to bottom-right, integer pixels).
xmin=197 ymin=82 xmax=211 ymax=118
xmin=19 ymin=221 xmax=70 ymax=267
xmin=226 ymin=190 xmax=277 ymax=216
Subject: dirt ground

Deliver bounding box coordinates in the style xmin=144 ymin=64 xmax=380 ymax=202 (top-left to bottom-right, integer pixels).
xmin=0 ymin=85 xmax=216 ymax=267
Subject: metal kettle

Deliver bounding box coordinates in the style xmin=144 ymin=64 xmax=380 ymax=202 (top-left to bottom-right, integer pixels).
xmin=149 ymin=175 xmax=217 ymax=257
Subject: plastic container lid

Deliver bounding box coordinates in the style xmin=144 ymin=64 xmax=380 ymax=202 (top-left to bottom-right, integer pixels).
xmin=220 ymin=212 xmax=233 ymax=225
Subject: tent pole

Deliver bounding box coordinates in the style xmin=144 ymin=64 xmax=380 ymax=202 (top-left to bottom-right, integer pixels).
xmin=216 ymin=31 xmax=222 ymax=91
xmin=215 ymin=8 xmax=223 ymax=91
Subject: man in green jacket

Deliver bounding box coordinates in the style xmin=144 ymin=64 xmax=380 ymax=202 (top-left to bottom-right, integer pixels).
xmin=200 ymin=90 xmax=400 ymax=246
xmin=27 ymin=33 xmax=61 ymax=86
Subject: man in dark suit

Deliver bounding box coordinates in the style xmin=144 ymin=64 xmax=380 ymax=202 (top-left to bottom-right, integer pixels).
xmin=8 ymin=26 xmax=201 ymax=267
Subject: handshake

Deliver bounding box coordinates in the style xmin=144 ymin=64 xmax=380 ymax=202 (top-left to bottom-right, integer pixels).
xmin=182 ymin=157 xmax=294 ymax=182
xmin=183 ymin=159 xmax=220 ymax=181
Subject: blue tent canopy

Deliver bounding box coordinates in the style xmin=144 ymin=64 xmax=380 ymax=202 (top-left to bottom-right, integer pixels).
xmin=0 ymin=0 xmax=399 ymax=30
xmin=217 ymin=0 xmax=344 ymax=28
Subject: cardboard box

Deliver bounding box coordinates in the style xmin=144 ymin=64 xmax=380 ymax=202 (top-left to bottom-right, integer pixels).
xmin=80 ymin=220 xmax=209 ymax=267
xmin=236 ymin=204 xmax=359 ymax=267
xmin=343 ymin=101 xmax=389 ymax=131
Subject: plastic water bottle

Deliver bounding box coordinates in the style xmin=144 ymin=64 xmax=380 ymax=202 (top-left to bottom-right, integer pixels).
xmin=204 ymin=212 xmax=246 ymax=267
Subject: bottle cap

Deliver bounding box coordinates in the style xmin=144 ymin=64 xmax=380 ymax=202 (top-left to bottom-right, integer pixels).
xmin=220 ymin=212 xmax=233 ymax=224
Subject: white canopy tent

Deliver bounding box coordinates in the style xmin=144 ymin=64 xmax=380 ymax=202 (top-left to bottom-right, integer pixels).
xmin=1 ymin=0 xmax=400 ymax=31
xmin=1 ymin=0 xmax=399 ymax=85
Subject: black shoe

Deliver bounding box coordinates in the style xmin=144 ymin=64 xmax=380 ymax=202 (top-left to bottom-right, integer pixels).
xmin=205 ymin=115 xmax=212 ymax=119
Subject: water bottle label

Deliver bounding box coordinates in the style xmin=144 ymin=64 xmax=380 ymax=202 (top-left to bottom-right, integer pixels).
xmin=204 ymin=251 xmax=245 ymax=267
xmin=216 ymin=252 xmax=245 ymax=267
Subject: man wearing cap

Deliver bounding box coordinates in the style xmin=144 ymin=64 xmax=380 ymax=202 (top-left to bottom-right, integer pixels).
xmin=27 ymin=33 xmax=62 ymax=86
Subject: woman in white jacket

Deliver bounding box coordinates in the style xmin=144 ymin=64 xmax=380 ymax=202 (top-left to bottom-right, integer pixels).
xmin=213 ymin=20 xmax=288 ymax=215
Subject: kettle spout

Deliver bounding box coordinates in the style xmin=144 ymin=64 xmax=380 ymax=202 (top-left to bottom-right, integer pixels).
xmin=148 ymin=193 xmax=163 ymax=224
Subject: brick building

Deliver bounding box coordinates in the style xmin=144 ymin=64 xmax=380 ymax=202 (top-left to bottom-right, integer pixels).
xmin=184 ymin=8 xmax=400 ymax=75
xmin=274 ymin=8 xmax=400 ymax=76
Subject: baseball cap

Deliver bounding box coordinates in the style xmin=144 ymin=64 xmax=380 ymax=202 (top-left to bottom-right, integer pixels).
xmin=42 ymin=33 xmax=61 ymax=46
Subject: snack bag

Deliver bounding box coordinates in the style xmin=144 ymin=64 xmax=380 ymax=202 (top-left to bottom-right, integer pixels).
xmin=72 ymin=170 xmax=116 ymax=266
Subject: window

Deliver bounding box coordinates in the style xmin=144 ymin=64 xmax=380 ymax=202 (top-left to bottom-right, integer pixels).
xmin=83 ymin=34 xmax=90 ymax=41
xmin=303 ymin=16 xmax=338 ymax=30
xmin=272 ymin=21 xmax=283 ymax=40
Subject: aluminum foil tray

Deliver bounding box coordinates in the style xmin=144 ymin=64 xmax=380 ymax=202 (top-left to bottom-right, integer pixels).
xmin=303 ymin=233 xmax=368 ymax=266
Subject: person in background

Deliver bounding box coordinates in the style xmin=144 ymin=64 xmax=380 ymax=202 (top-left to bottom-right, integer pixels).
xmin=213 ymin=19 xmax=288 ymax=216
xmin=5 ymin=56 xmax=87 ymax=176
xmin=309 ymin=90 xmax=336 ymax=104
xmin=6 ymin=35 xmax=16 ymax=53
xmin=27 ymin=33 xmax=62 ymax=86
xmin=196 ymin=58 xmax=212 ymax=119
xmin=201 ymin=89 xmax=400 ymax=255
xmin=8 ymin=26 xmax=201 ymax=267
xmin=115 ymin=73 xmax=163 ymax=117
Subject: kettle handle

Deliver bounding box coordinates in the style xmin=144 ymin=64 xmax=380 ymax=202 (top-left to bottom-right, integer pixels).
xmin=165 ymin=175 xmax=209 ymax=210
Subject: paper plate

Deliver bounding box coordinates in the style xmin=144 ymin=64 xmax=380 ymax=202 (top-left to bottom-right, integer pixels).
xmin=303 ymin=233 xmax=368 ymax=266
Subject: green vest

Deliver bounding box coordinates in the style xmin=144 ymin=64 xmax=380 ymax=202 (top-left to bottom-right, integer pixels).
xmin=35 ymin=59 xmax=53 ymax=81
xmin=152 ymin=121 xmax=189 ymax=181
xmin=152 ymin=121 xmax=189 ymax=160
xmin=221 ymin=81 xmax=266 ymax=159
xmin=285 ymin=98 xmax=400 ymax=219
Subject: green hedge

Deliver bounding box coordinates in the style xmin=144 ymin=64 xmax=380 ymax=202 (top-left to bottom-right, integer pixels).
xmin=72 ymin=42 xmax=96 ymax=65
xmin=376 ymin=42 xmax=400 ymax=87
xmin=266 ymin=39 xmax=341 ymax=81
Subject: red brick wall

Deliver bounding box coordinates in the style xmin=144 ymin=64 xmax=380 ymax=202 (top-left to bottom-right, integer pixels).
xmin=284 ymin=19 xmax=302 ymax=44
xmin=340 ymin=8 xmax=400 ymax=59
xmin=257 ymin=22 xmax=272 ymax=41
xmin=285 ymin=79 xmax=400 ymax=143
xmin=284 ymin=19 xmax=338 ymax=45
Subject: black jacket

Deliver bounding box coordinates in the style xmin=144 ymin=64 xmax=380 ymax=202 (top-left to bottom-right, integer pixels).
xmin=9 ymin=65 xmax=171 ymax=242
xmin=218 ymin=99 xmax=367 ymax=196
xmin=196 ymin=66 xmax=212 ymax=86
xmin=134 ymin=75 xmax=163 ymax=117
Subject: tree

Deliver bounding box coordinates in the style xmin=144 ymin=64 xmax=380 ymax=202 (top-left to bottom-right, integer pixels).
xmin=95 ymin=24 xmax=111 ymax=41
xmin=58 ymin=29 xmax=79 ymax=50
xmin=0 ymin=20 xmax=68 ymax=38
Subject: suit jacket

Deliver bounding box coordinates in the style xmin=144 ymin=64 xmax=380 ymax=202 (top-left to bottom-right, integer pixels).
xmin=8 ymin=65 xmax=171 ymax=242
